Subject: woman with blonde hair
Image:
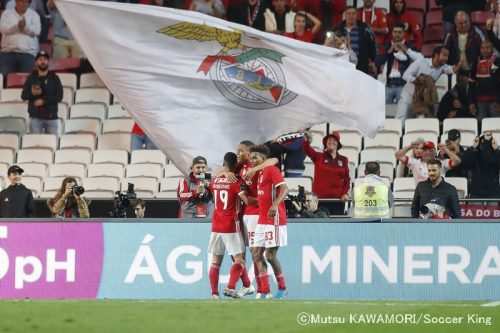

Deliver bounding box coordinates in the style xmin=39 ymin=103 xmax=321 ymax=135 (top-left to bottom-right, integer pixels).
xmin=47 ymin=177 xmax=90 ymax=218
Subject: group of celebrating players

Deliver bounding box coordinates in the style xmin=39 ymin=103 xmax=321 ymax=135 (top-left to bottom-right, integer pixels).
xmin=208 ymin=141 xmax=289 ymax=299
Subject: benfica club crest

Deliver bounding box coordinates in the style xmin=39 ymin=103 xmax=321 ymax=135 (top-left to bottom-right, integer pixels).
xmin=157 ymin=22 xmax=297 ymax=109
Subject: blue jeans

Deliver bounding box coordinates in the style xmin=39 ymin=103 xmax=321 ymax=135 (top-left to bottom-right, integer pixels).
xmin=131 ymin=133 xmax=158 ymax=151
xmin=29 ymin=118 xmax=58 ymax=135
xmin=385 ymin=85 xmax=403 ymax=104
xmin=0 ymin=52 xmax=35 ymax=78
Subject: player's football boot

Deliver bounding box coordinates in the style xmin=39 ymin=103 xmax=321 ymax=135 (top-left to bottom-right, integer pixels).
xmin=237 ymin=285 xmax=255 ymax=297
xmin=223 ymin=288 xmax=241 ymax=299
xmin=258 ymin=293 xmax=271 ymax=299
xmin=274 ymin=289 xmax=288 ymax=299
xmin=254 ymin=292 xmax=262 ymax=299
xmin=211 ymin=294 xmax=219 ymax=299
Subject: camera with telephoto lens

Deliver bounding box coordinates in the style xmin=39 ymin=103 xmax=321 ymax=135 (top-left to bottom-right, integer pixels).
xmin=110 ymin=183 xmax=137 ymax=218
xmin=72 ymin=185 xmax=85 ymax=196
xmin=284 ymin=185 xmax=306 ymax=217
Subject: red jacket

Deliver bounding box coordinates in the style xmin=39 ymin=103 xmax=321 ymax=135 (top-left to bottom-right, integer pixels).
xmin=386 ymin=11 xmax=422 ymax=50
xmin=303 ymin=141 xmax=350 ymax=199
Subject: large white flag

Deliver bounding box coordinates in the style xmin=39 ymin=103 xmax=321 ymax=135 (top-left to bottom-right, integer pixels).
xmin=57 ymin=0 xmax=384 ymax=173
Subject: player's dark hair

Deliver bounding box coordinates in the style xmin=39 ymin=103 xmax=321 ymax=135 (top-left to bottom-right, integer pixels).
xmin=239 ymin=140 xmax=254 ymax=148
xmin=223 ymin=152 xmax=238 ymax=172
xmin=249 ymin=144 xmax=270 ymax=159
xmin=365 ymin=161 xmax=380 ymax=175
xmin=427 ymin=159 xmax=442 ymax=168
xmin=432 ymin=46 xmax=448 ymax=58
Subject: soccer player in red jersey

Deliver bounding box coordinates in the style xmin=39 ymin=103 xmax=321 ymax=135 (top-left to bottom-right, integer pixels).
xmin=208 ymin=152 xmax=257 ymax=299
xmin=249 ymin=145 xmax=289 ymax=299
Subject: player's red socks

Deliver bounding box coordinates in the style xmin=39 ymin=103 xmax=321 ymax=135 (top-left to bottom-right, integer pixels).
xmin=240 ymin=267 xmax=251 ymax=288
xmin=227 ymin=261 xmax=244 ymax=290
xmin=276 ymin=273 xmax=286 ymax=290
xmin=259 ymin=273 xmax=270 ymax=294
xmin=209 ymin=263 xmax=221 ymax=296
xmin=253 ymin=263 xmax=262 ymax=293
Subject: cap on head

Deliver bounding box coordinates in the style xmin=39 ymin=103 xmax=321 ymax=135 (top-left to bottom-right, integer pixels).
xmin=36 ymin=50 xmax=49 ymax=60
xmin=191 ymin=155 xmax=207 ymax=166
xmin=447 ymin=129 xmax=461 ymax=141
xmin=422 ymin=141 xmax=435 ymax=150
xmin=7 ymin=165 xmax=24 ymax=175
xmin=322 ymin=131 xmax=342 ymax=149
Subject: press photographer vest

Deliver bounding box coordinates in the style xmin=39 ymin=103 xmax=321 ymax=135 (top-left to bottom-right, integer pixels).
xmin=353 ymin=175 xmax=390 ymax=218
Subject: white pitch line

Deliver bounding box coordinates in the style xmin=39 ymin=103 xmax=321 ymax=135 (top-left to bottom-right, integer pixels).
xmin=481 ymin=301 xmax=500 ymax=307
xmin=325 ymin=301 xmax=478 ymax=307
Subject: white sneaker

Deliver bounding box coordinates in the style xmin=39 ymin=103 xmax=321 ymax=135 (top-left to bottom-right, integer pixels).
xmin=255 ymin=292 xmax=262 ymax=299
xmin=238 ymin=285 xmax=255 ymax=297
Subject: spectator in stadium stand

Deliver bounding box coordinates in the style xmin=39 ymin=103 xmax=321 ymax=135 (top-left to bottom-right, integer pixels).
xmin=486 ymin=18 xmax=500 ymax=52
xmin=395 ymin=140 xmax=461 ymax=185
xmin=486 ymin=0 xmax=500 ymax=46
xmin=436 ymin=0 xmax=487 ymax=36
xmin=302 ymin=131 xmax=350 ymax=215
xmin=47 ymin=0 xmax=84 ymax=58
xmin=177 ymin=155 xmax=214 ymax=218
xmin=400 ymin=137 xmax=424 ymax=177
xmin=329 ymin=0 xmax=347 ymax=28
xmin=47 ymin=177 xmax=90 ymax=218
xmin=357 ymin=0 xmax=389 ymax=48
xmin=411 ymin=159 xmax=461 ymax=219
xmin=443 ymin=11 xmax=485 ymax=71
xmin=264 ymin=0 xmax=295 ymax=35
xmin=437 ymin=70 xmax=475 ymax=121
xmin=226 ymin=0 xmax=267 ymax=31
xmin=21 ymin=50 xmax=63 ymax=135
xmin=264 ymin=140 xmax=283 ymax=171
xmin=324 ymin=26 xmax=358 ymax=65
xmin=353 ymin=161 xmax=393 ymax=219
xmin=131 ymin=198 xmax=146 ymax=219
xmin=375 ymin=22 xmax=423 ymax=104
xmin=290 ymin=192 xmax=330 ymax=218
xmin=438 ymin=129 xmax=467 ymax=178
xmin=0 ymin=0 xmax=41 ymax=79
xmin=336 ymin=6 xmax=377 ymax=75
xmin=460 ymin=131 xmax=500 ymax=206
xmin=0 ymin=165 xmax=36 ymax=218
xmin=385 ymin=0 xmax=422 ymax=50
xmin=468 ymin=40 xmax=500 ymax=121
xmin=395 ymin=46 xmax=465 ymax=125
xmin=420 ymin=197 xmax=452 ymax=219
xmin=130 ymin=122 xmax=158 ymax=151
xmin=188 ymin=0 xmax=225 ymax=18
xmin=5 ymin=0 xmax=48 ymax=43
xmin=279 ymin=132 xmax=309 ymax=178
xmin=284 ymin=12 xmax=321 ymax=43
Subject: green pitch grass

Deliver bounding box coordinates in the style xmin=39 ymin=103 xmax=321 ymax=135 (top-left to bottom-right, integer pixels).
xmin=0 ymin=300 xmax=498 ymax=333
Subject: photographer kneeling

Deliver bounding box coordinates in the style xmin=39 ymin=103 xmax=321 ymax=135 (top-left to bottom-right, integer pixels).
xmin=290 ymin=191 xmax=329 ymax=218
xmin=47 ymin=177 xmax=90 ymax=218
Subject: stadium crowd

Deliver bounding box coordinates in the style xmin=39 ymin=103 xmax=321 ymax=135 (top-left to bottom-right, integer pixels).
xmin=0 ymin=0 xmax=499 ymax=220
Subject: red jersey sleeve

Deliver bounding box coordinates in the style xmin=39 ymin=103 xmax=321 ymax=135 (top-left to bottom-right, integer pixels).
xmin=268 ymin=166 xmax=286 ymax=186
xmin=303 ymin=139 xmax=320 ymax=162
xmin=177 ymin=178 xmax=196 ymax=203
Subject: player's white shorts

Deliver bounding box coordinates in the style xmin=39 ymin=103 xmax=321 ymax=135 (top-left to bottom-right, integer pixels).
xmin=208 ymin=232 xmax=245 ymax=256
xmin=241 ymin=215 xmax=259 ymax=248
xmin=253 ymin=224 xmax=287 ymax=248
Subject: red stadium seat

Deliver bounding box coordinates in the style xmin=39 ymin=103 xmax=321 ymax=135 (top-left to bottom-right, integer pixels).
xmin=421 ymin=43 xmax=440 ymax=57
xmin=471 ymin=11 xmax=495 ymax=27
xmin=49 ymin=57 xmax=81 ymax=72
xmin=428 ymin=0 xmax=441 ymax=12
xmin=425 ymin=10 xmax=442 ymax=27
xmin=423 ymin=26 xmax=444 ymax=44
xmin=6 ymin=73 xmax=30 ymax=88
xmin=408 ymin=10 xmax=424 ymax=28
xmin=406 ymin=0 xmax=426 ymax=13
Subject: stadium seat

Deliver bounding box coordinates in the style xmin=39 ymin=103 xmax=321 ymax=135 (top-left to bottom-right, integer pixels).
xmin=102 ymin=119 xmax=135 ymax=133
xmin=470 ymin=11 xmax=495 ymax=27
xmin=75 ymin=88 xmax=111 ymax=106
xmin=22 ymin=176 xmax=42 ymax=197
xmin=49 ymin=57 xmax=81 ymax=72
xmin=393 ymin=177 xmax=416 ymax=193
xmin=87 ymin=163 xmax=124 ymax=181
xmin=379 ymin=118 xmax=402 ymax=136
xmin=92 ymin=149 xmax=129 ymax=166
xmin=285 ymin=177 xmax=312 ymax=193
xmin=481 ymin=118 xmax=500 ymax=133
xmin=164 ymin=163 xmax=184 ymax=177
xmin=428 ymin=0 xmax=441 ymax=11
xmin=130 ymin=150 xmax=167 ymax=166
xmin=0 ymin=102 xmax=29 ymax=123
xmin=82 ymin=177 xmax=118 ymax=197
xmin=121 ymin=177 xmax=158 ymax=198
xmin=0 ymin=88 xmax=23 ymax=102
xmin=446 ymin=177 xmax=468 ymax=198
xmin=0 ymin=148 xmax=15 ymax=165
xmin=442 ymin=118 xmax=478 ymax=136
xmin=62 ymin=86 xmax=74 ymax=106
xmin=160 ymin=177 xmax=182 ymax=192
xmin=0 ymin=117 xmax=27 ymax=136
xmin=392 ymin=191 xmax=414 ymax=218
xmin=310 ymin=132 xmax=324 ymax=147
xmin=59 ymin=134 xmax=96 ymax=151
xmin=341 ymin=147 xmax=359 ymax=167
xmin=58 ymin=102 xmax=69 ymax=121
xmin=21 ymin=134 xmax=58 ymax=152
xmin=405 ymin=0 xmax=426 ymax=12
xmin=385 ymin=104 xmax=397 ymax=117
xmin=97 ymin=133 xmax=131 ymax=151
xmin=404 ymin=118 xmax=440 ymax=135
xmin=408 ymin=10 xmax=424 ymax=28
xmin=329 ymin=123 xmax=361 ymax=134
xmin=48 ymin=163 xmax=86 ymax=180
xmin=303 ymin=162 xmax=314 ymax=179
xmin=423 ymin=26 xmax=444 ymax=44
xmin=357 ymin=163 xmax=394 ymax=182
xmin=363 ymin=132 xmax=400 ymax=151
xmin=425 ymin=10 xmax=442 ymax=26
xmin=64 ymin=118 xmax=101 ymax=136
xmin=421 ymin=43 xmax=439 ymax=57
xmin=70 ymin=103 xmax=107 ymax=121
xmin=360 ymin=148 xmax=397 ymax=167
xmin=58 ymin=73 xmax=78 ymax=92
xmin=107 ymin=104 xmax=131 ymax=119
xmin=6 ymin=73 xmax=29 ymax=88
xmin=54 ymin=149 xmax=92 ymax=166
xmin=43 ymin=177 xmax=66 ymax=192
xmin=80 ymin=72 xmax=106 ymax=88
xmin=439 ymin=132 xmax=476 ymax=148
xmin=402 ymin=133 xmax=438 ymax=147
xmin=17 ymin=162 xmax=47 ymax=180
xmin=0 ymin=133 xmax=19 ymax=152
xmin=340 ymin=132 xmax=362 ymax=152
xmin=17 ymin=149 xmax=53 ymax=166
xmin=126 ymin=163 xmax=163 ymax=181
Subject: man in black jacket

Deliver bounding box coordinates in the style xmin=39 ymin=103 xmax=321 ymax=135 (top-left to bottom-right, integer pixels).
xmin=21 ymin=50 xmax=63 ymax=135
xmin=0 ymin=165 xmax=36 ymax=218
xmin=411 ymin=159 xmax=461 ymax=218
xmin=291 ymin=192 xmax=329 ymax=218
